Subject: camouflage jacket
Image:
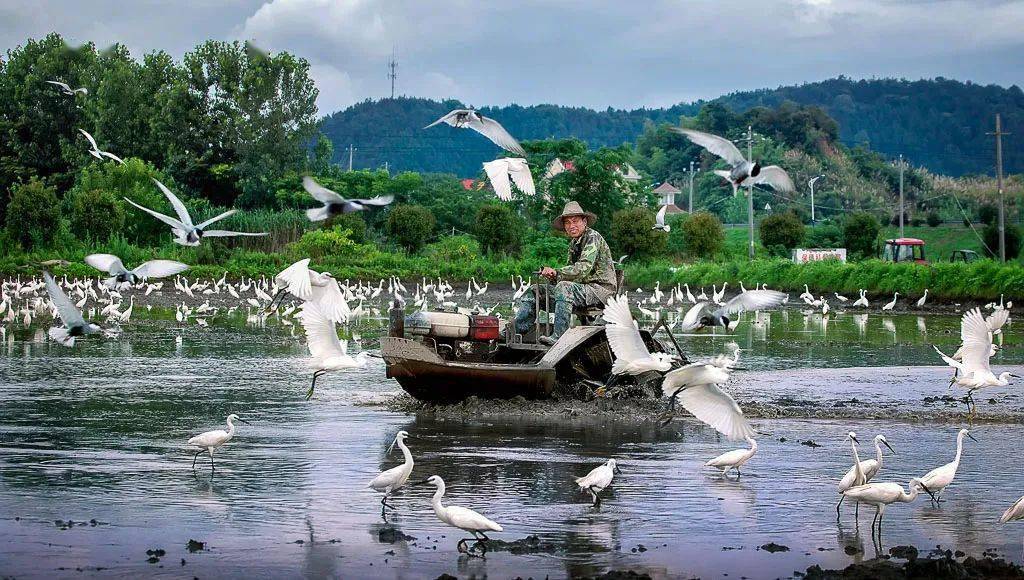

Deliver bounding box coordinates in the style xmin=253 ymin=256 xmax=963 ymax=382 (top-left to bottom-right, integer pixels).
xmin=557 ymin=227 xmax=618 ymax=298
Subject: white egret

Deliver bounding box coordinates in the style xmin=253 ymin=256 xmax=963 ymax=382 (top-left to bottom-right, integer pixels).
xmin=414 ymin=475 xmax=503 ymax=556
xmin=46 ymin=80 xmax=87 ymax=95
xmin=882 ymin=293 xmax=899 ymax=311
xmin=1000 ymin=496 xmax=1024 ymax=523
xmin=670 ymin=128 xmax=795 ymax=196
xmin=834 ymin=292 xmax=849 ymax=303
xmin=602 ymin=294 xmax=674 ymax=381
xmin=837 ymin=434 xmax=895 ymax=516
xmin=934 ymin=308 xmax=1019 ymax=416
xmin=918 ymin=428 xmax=977 ymax=506
xmin=483 ymin=158 xmax=535 ymax=201
xmin=659 ymin=350 xmax=754 ymax=440
xmin=841 ymin=478 xmax=931 ymax=535
xmin=836 ymin=431 xmax=867 ymax=519
xmin=705 ymin=436 xmax=757 ymax=477
xmin=852 ymin=290 xmax=869 ymax=308
xmin=424 ymin=109 xmax=525 ymax=155
xmin=270 ymin=258 xmax=349 ymax=321
xmin=917 ymin=289 xmax=928 ymax=308
xmin=78 ymin=129 xmax=125 ymax=164
xmin=574 ymin=459 xmax=620 ymax=506
xmin=187 ymin=413 xmax=249 ymax=471
xmin=42 ymin=271 xmax=107 ymax=346
xmin=368 ymin=431 xmax=414 ymax=518
xmin=298 ymin=299 xmax=369 ymax=399
xmin=679 ymin=289 xmax=787 ymax=332
xmin=652 ymin=204 xmax=670 ymax=232
xmin=301 ymin=176 xmax=394 ymax=222
xmin=85 ymin=254 xmax=189 ymax=288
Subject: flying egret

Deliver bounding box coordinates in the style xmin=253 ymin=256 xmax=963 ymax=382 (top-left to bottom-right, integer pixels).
xmin=368 ymin=431 xmax=414 ymax=518
xmin=45 ymin=80 xmax=87 ymax=95
xmin=483 ymin=158 xmax=535 ymax=201
xmin=269 ymin=258 xmax=349 ymax=321
xmin=659 ymin=350 xmax=754 ymax=440
xmin=574 ymin=459 xmax=620 ymax=506
xmin=706 ymin=436 xmax=758 ymax=477
xmin=414 ymin=475 xmax=503 ymax=556
xmin=85 ymin=254 xmax=189 ymax=289
xmin=652 ymin=204 xmax=670 ymax=232
xmin=601 ymin=294 xmax=675 ymax=391
xmin=882 ymin=293 xmax=898 ymax=311
xmin=301 ymin=176 xmax=394 ymax=222
xmin=837 ymin=434 xmax=895 ymax=517
xmin=298 ymin=299 xmax=369 ymax=399
xmin=679 ymin=289 xmax=787 ymax=332
xmin=187 ymin=414 xmax=249 ymax=471
xmin=124 ymin=178 xmax=267 ymax=246
xmin=918 ymin=428 xmax=977 ymax=506
xmin=934 ymin=308 xmax=1019 ymax=417
xmin=42 ymin=271 xmax=108 ymax=346
xmin=78 ymin=129 xmax=125 ymax=164
xmin=670 ymin=128 xmax=795 ymax=196
xmin=424 ymin=109 xmax=525 ymax=155
xmin=841 ymin=478 xmax=931 ymax=536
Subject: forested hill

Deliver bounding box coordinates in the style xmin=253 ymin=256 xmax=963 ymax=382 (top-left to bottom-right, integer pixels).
xmin=320 ymin=78 xmax=1023 ymax=177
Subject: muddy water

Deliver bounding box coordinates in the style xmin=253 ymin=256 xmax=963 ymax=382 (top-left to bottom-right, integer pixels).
xmin=1 ymin=310 xmax=1022 ymax=579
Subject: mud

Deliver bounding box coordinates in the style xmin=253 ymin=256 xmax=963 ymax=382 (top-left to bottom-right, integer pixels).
xmin=801 ymin=553 xmax=1024 ymax=579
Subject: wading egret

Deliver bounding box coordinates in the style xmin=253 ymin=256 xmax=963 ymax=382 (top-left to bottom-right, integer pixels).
xmin=882 ymin=293 xmax=899 ymax=311
xmin=706 ymin=436 xmax=757 ymax=477
xmin=414 ymin=475 xmax=503 ymax=556
xmin=574 ymin=459 xmax=620 ymax=506
xmin=188 ymin=413 xmax=249 ymax=471
xmin=918 ymin=428 xmax=977 ymax=506
xmin=659 ymin=350 xmax=753 ymax=440
xmin=837 ymin=434 xmax=895 ymax=516
xmin=836 ymin=432 xmax=867 ymax=518
xmin=368 ymin=431 xmax=414 ymax=518
xmin=852 ymin=290 xmax=869 ymax=308
xmin=917 ymin=289 xmax=928 ymax=308
xmin=679 ymin=289 xmax=787 ymax=332
xmin=841 ymin=478 xmax=931 ymax=536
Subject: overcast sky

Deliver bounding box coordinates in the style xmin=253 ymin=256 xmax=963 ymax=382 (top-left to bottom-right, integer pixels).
xmin=3 ymin=0 xmax=1022 ymax=116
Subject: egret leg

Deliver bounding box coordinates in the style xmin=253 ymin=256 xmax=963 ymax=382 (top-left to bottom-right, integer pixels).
xmin=855 ymin=501 xmax=859 ymax=521
xmin=208 ymin=448 xmax=215 ymax=473
xmin=307 ymin=370 xmax=325 ymax=400
xmin=380 ymin=494 xmax=389 ymax=518
xmin=735 ymin=467 xmax=742 ymax=478
xmin=836 ymin=495 xmax=845 ymax=519
xmin=191 ymin=450 xmax=203 ymax=470
xmin=476 ymin=532 xmax=490 ymax=557
xmin=589 ymin=486 xmax=601 ymax=507
xmin=659 ymin=388 xmax=684 ymax=426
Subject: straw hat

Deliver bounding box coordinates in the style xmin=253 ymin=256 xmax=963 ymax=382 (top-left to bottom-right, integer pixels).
xmin=552 ymin=201 xmax=597 ymax=232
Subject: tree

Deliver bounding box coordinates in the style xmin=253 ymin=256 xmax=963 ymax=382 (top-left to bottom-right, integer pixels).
xmin=610 ymin=207 xmax=666 ymax=260
xmin=66 ymin=187 xmax=125 ymax=243
xmin=72 ymin=158 xmax=178 ymax=245
xmin=5 ymin=179 xmax=60 ymax=249
xmin=843 ymin=212 xmax=881 ymax=259
xmin=982 ymin=223 xmax=1021 ymax=260
xmin=680 ymin=212 xmax=724 ymax=259
xmin=926 ymin=210 xmax=942 ymax=227
xmin=386 ymin=204 xmax=435 ymax=253
xmin=666 ymin=215 xmax=689 ymax=256
xmin=978 ymin=204 xmax=998 ymax=225
xmin=473 ymin=204 xmax=524 ymax=255
xmin=759 ymin=211 xmax=805 ymax=256
xmin=310 ymin=133 xmax=335 ymax=174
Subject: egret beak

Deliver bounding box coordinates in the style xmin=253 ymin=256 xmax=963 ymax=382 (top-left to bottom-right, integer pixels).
xmin=1010 ymin=374 xmax=1021 ymax=379
xmin=235 ymin=417 xmax=251 ymax=424
xmin=851 ymin=436 xmax=860 ymax=445
xmin=966 ymin=432 xmax=979 ymax=443
xmin=614 ymin=465 xmax=622 ymax=475
xmin=388 ymin=439 xmax=396 ymax=454
xmin=882 ymin=441 xmax=896 ymax=455
xmin=919 ymin=482 xmax=936 ymax=502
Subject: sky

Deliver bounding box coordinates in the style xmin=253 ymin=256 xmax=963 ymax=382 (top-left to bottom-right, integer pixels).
xmin=2 ymin=0 xmax=1023 ymax=116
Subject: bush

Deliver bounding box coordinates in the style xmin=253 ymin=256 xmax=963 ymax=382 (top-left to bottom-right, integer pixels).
xmin=386 ymin=204 xmax=435 ymax=253
xmin=610 ymin=207 xmax=666 ymax=260
xmin=910 ymin=216 xmax=924 ymax=227
xmin=289 ymin=226 xmax=372 ymax=260
xmin=759 ymin=211 xmax=805 ymax=256
xmin=982 ymin=223 xmax=1022 ymax=260
xmin=66 ymin=188 xmax=125 ymax=243
xmin=73 ymin=158 xmax=179 ymax=245
xmin=5 ymin=179 xmax=60 ymax=249
xmin=680 ymin=211 xmax=724 ymax=259
xmin=804 ymin=223 xmax=844 ymax=248
xmin=927 ymin=210 xmax=942 ymax=227
xmin=843 ymin=212 xmax=881 ymax=259
xmin=666 ymin=214 xmax=688 ymax=256
xmin=523 ymin=232 xmax=569 ymax=263
xmin=473 ymin=204 xmax=524 ymax=256
xmin=326 ymin=212 xmax=367 ymax=244
xmin=979 ymin=204 xmax=998 ymax=225
xmin=423 ymin=235 xmax=482 ymax=263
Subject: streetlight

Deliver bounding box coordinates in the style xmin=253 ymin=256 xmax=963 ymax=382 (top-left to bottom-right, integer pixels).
xmin=682 ymin=161 xmax=700 ymax=213
xmin=808 ymin=175 xmax=825 ymax=224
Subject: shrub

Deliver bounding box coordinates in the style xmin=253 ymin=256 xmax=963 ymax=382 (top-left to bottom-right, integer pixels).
xmin=423 ymin=235 xmax=482 ymax=263
xmin=927 ymin=210 xmax=942 ymax=227
xmin=5 ymin=179 xmax=60 ymax=249
xmin=610 ymin=207 xmax=666 ymax=260
xmin=910 ymin=216 xmax=924 ymax=227
xmin=680 ymin=211 xmax=724 ymax=259
xmin=289 ymin=226 xmax=372 ymax=260
xmin=843 ymin=212 xmax=881 ymax=259
xmin=982 ymin=223 xmax=1022 ymax=260
xmin=72 ymin=158 xmax=179 ymax=245
xmin=759 ymin=211 xmax=805 ymax=256
xmin=804 ymin=223 xmax=844 ymax=248
xmin=473 ymin=204 xmax=524 ymax=255
xmin=666 ymin=214 xmax=688 ymax=256
xmin=523 ymin=232 xmax=569 ymax=263
xmin=386 ymin=204 xmax=435 ymax=253
xmin=66 ymin=188 xmax=125 ymax=243
xmin=979 ymin=204 xmax=998 ymax=225
xmin=326 ymin=212 xmax=367 ymax=244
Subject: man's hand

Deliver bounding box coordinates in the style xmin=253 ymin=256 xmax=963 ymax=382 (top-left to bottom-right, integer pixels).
xmin=540 ymin=266 xmax=558 ymax=281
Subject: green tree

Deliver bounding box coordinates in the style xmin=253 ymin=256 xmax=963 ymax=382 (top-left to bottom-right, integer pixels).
xmin=72 ymin=158 xmax=178 ymax=245
xmin=982 ymin=223 xmax=1021 ymax=260
xmin=843 ymin=212 xmax=881 ymax=259
xmin=386 ymin=204 xmax=435 ymax=253
xmin=680 ymin=211 xmax=724 ymax=259
xmin=310 ymin=133 xmax=335 ymax=174
xmin=473 ymin=204 xmax=524 ymax=255
xmin=5 ymin=179 xmax=60 ymax=249
xmin=665 ymin=214 xmax=689 ymax=256
xmin=759 ymin=211 xmax=805 ymax=256
xmin=610 ymin=207 xmax=666 ymax=260
xmin=66 ymin=187 xmax=125 ymax=243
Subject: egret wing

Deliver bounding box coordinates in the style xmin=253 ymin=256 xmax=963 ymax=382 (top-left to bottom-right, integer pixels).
xmin=132 ymin=260 xmax=190 ymax=280
xmin=350 ymin=195 xmax=394 ymax=207
xmin=302 ymin=176 xmax=345 ymax=205
xmin=671 ymin=128 xmax=746 ymax=166
xmin=507 ymin=158 xmax=536 ymax=196
xmin=43 ymin=271 xmax=86 ymax=328
xmin=676 ymin=383 xmax=754 ymax=440
xmin=468 ymin=114 xmax=526 ymax=155
xmin=602 ymin=294 xmax=654 ymax=363
xmin=655 ymin=204 xmax=667 ymax=227
xmin=152 ymin=178 xmax=194 ymax=227
xmin=78 ymin=128 xmax=99 ymax=149
xmin=275 ymin=259 xmax=312 ymax=300
xmin=678 ymin=302 xmax=711 ymax=331
xmin=750 ymin=166 xmax=795 ymax=192
xmin=195 ymin=209 xmax=238 ymax=229
xmin=719 ymin=290 xmax=787 ymax=316
xmin=100 ymin=150 xmax=126 ymax=165
xmin=986 ymin=308 xmax=1010 ymax=333
xmin=423 ymin=109 xmax=461 ymax=129
xmin=483 ymin=159 xmax=513 ymax=201
xmin=959 ymin=308 xmax=993 ymax=372
xmin=123 ymin=197 xmax=186 ymax=230
xmin=85 ymin=253 xmax=127 ymax=276
xmin=310 ymin=281 xmax=351 ymax=323
xmin=46 ymin=80 xmax=72 ymax=91
xmin=445 ymin=505 xmax=502 ymax=532
xmin=1001 ymin=495 xmax=1024 ymax=523
xmin=299 ymin=300 xmax=346 ymax=360
xmin=201 ymin=230 xmax=268 ymax=238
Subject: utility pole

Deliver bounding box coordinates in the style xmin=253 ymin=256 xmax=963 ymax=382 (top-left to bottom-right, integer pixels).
xmin=347 ymin=144 xmax=355 ymax=171
xmin=897 ymin=154 xmax=905 ymax=238
xmin=687 ymin=160 xmax=698 ymax=213
xmin=387 ymin=49 xmax=398 ymax=99
xmin=988 ymin=114 xmax=1009 ymax=262
xmin=808 ymin=175 xmax=824 ymax=224
xmin=746 ymin=126 xmax=755 ymax=260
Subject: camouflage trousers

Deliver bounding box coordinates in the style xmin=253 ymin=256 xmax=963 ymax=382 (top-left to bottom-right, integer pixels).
xmin=514 ymin=281 xmax=606 ymax=340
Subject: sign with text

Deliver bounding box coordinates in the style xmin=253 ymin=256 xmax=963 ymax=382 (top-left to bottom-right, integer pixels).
xmin=793 ymin=248 xmax=847 ymax=263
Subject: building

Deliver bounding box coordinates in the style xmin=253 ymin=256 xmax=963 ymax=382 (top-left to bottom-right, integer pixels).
xmin=653 ymin=181 xmax=685 ymax=215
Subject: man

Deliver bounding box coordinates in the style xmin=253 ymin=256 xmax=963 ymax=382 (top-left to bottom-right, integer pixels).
xmin=515 ymin=201 xmax=618 ymax=345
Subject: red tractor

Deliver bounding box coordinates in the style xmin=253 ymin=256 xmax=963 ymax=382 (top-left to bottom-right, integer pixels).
xmin=882 ymin=238 xmax=928 ymax=264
